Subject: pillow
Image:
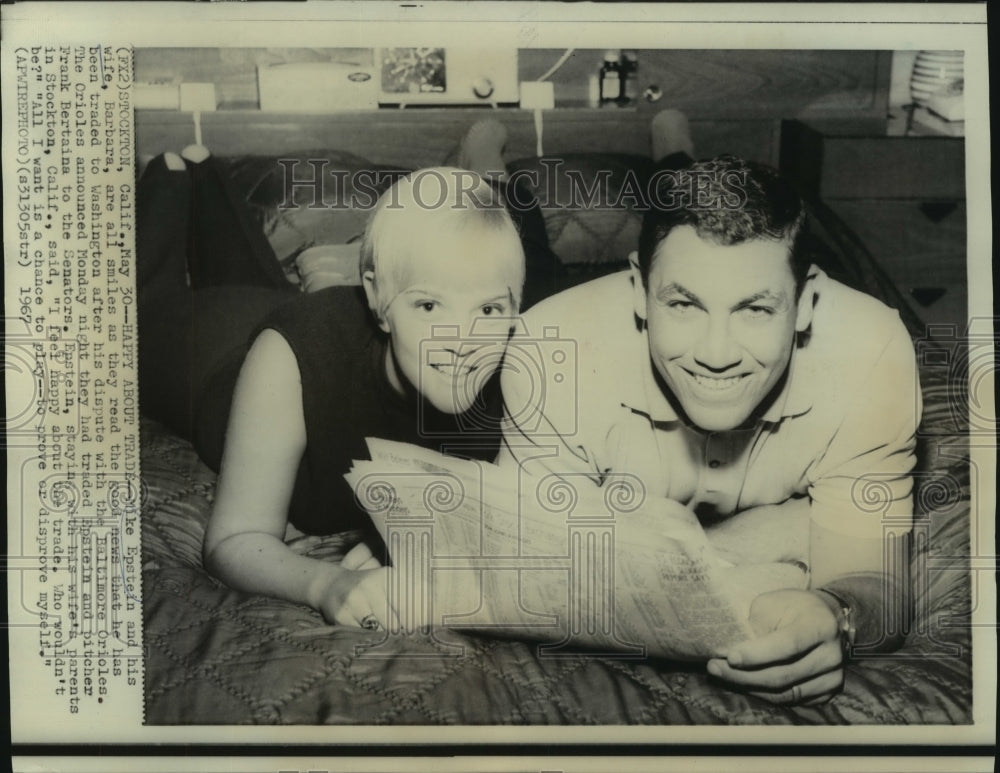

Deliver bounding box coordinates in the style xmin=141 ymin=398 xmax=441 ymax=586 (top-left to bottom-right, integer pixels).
xmin=223 ymin=150 xmax=410 ymax=269
xmin=507 ymin=153 xmax=651 ymax=267
xmin=296 ymin=243 xmax=362 ymax=292
xmin=223 ymin=151 xmax=655 ymax=279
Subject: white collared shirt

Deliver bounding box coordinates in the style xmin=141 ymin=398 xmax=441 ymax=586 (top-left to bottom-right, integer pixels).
xmin=500 ymin=269 xmax=920 ymax=539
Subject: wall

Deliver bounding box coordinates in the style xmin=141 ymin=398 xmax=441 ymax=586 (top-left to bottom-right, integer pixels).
xmin=136 ymin=48 xmax=889 ymax=115
xmin=134 ymin=48 xmax=891 ymax=165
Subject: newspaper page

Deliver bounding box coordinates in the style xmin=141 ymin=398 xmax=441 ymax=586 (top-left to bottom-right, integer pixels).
xmin=347 ymin=438 xmax=809 ymax=659
xmin=3 ymin=0 xmax=995 ymax=766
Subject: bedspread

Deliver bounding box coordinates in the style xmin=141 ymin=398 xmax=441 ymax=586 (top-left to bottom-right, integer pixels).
xmin=142 ymin=360 xmax=972 ymax=725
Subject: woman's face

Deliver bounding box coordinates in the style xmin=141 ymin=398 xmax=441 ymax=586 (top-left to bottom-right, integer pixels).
xmin=369 ymin=221 xmax=522 ymax=415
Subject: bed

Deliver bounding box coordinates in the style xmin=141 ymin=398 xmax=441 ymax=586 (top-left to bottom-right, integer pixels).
xmin=141 ymin=150 xmax=973 ymax=725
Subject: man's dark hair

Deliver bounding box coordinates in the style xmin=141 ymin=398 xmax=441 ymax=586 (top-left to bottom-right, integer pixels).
xmin=637 ymin=155 xmax=811 ymax=292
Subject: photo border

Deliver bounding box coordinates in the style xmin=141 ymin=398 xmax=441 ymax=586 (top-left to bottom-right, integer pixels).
xmin=4 ymin=0 xmax=994 ymax=761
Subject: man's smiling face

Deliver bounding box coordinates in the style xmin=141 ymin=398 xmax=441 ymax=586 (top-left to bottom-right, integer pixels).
xmin=633 ymin=225 xmax=814 ymax=431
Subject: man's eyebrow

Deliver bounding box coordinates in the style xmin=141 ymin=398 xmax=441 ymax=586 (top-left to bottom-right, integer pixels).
xmin=655 ymin=283 xmax=701 ymax=304
xmin=735 ymin=290 xmax=787 ymax=307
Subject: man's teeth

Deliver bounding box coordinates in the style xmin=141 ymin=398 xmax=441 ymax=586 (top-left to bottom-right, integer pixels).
xmin=691 ymin=373 xmax=743 ymax=390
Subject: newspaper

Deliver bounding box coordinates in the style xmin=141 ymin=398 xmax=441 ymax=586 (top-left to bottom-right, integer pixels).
xmin=346 ymin=438 xmax=808 ymax=660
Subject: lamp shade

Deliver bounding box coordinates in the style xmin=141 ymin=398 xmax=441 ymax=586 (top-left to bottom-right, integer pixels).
xmin=910 ymin=50 xmax=963 ymax=106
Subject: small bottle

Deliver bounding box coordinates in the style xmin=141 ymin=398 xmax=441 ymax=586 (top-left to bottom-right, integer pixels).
xmin=619 ymin=50 xmax=639 ymax=104
xmin=599 ymin=50 xmax=621 ymax=104
xmin=587 ymin=73 xmax=601 ymax=108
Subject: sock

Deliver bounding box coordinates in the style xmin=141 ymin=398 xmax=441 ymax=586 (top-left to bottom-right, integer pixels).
xmin=136 ymin=153 xmax=193 ymax=295
xmin=651 ymin=109 xmax=696 ymax=161
xmin=185 ymin=152 xmax=290 ymax=289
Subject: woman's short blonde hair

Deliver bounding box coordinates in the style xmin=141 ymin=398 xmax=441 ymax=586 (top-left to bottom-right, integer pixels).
xmin=359 ymin=167 xmax=525 ymax=314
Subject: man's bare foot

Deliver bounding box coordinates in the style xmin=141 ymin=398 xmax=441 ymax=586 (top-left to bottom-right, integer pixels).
xmin=456 ymin=119 xmax=508 ymax=181
xmin=651 ymin=109 xmax=695 ymax=160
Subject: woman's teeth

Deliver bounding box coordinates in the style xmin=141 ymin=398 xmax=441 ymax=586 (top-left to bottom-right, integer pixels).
xmin=432 ymin=363 xmax=475 ymax=376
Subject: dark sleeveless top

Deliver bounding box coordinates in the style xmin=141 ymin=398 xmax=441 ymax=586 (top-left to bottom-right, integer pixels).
xmin=257 ymin=286 xmax=503 ymax=538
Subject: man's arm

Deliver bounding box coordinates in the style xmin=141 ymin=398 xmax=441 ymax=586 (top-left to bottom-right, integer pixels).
xmin=809 ymin=522 xmax=911 ymax=654
xmin=704 ymin=497 xmax=812 ymax=566
xmin=806 ymin=322 xmax=919 ymax=652
xmin=709 ymin=323 xmax=920 ymax=703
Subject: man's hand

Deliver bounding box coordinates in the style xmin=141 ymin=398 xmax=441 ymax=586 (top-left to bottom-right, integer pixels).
xmin=706 ymin=589 xmax=844 ymax=705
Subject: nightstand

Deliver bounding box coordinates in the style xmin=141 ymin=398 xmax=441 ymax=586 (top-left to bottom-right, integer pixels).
xmin=780 ymin=119 xmax=966 ymax=330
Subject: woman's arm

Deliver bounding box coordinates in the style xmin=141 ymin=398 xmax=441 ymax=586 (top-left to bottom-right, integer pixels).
xmin=202 ymin=329 xmax=392 ymax=628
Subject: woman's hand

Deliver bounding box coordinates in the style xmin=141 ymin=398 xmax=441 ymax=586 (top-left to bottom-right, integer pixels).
xmin=312 ymin=563 xmax=396 ymax=631
xmin=706 ymin=589 xmax=844 ymax=705
xmin=341 ymin=541 xmax=383 ymax=571
xmin=322 ymin=542 xmax=393 ymax=630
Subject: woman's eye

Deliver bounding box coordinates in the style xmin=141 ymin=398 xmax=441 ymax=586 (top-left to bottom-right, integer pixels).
xmin=667 ymin=301 xmax=696 ymax=313
xmin=742 ymin=305 xmax=774 ymax=317
xmin=481 ymin=304 xmax=505 ymax=316
xmin=418 ymin=301 xmax=437 ymax=312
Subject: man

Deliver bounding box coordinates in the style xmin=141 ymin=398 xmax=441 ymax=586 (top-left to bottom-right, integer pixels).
xmin=500 ymin=128 xmax=920 ymax=705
